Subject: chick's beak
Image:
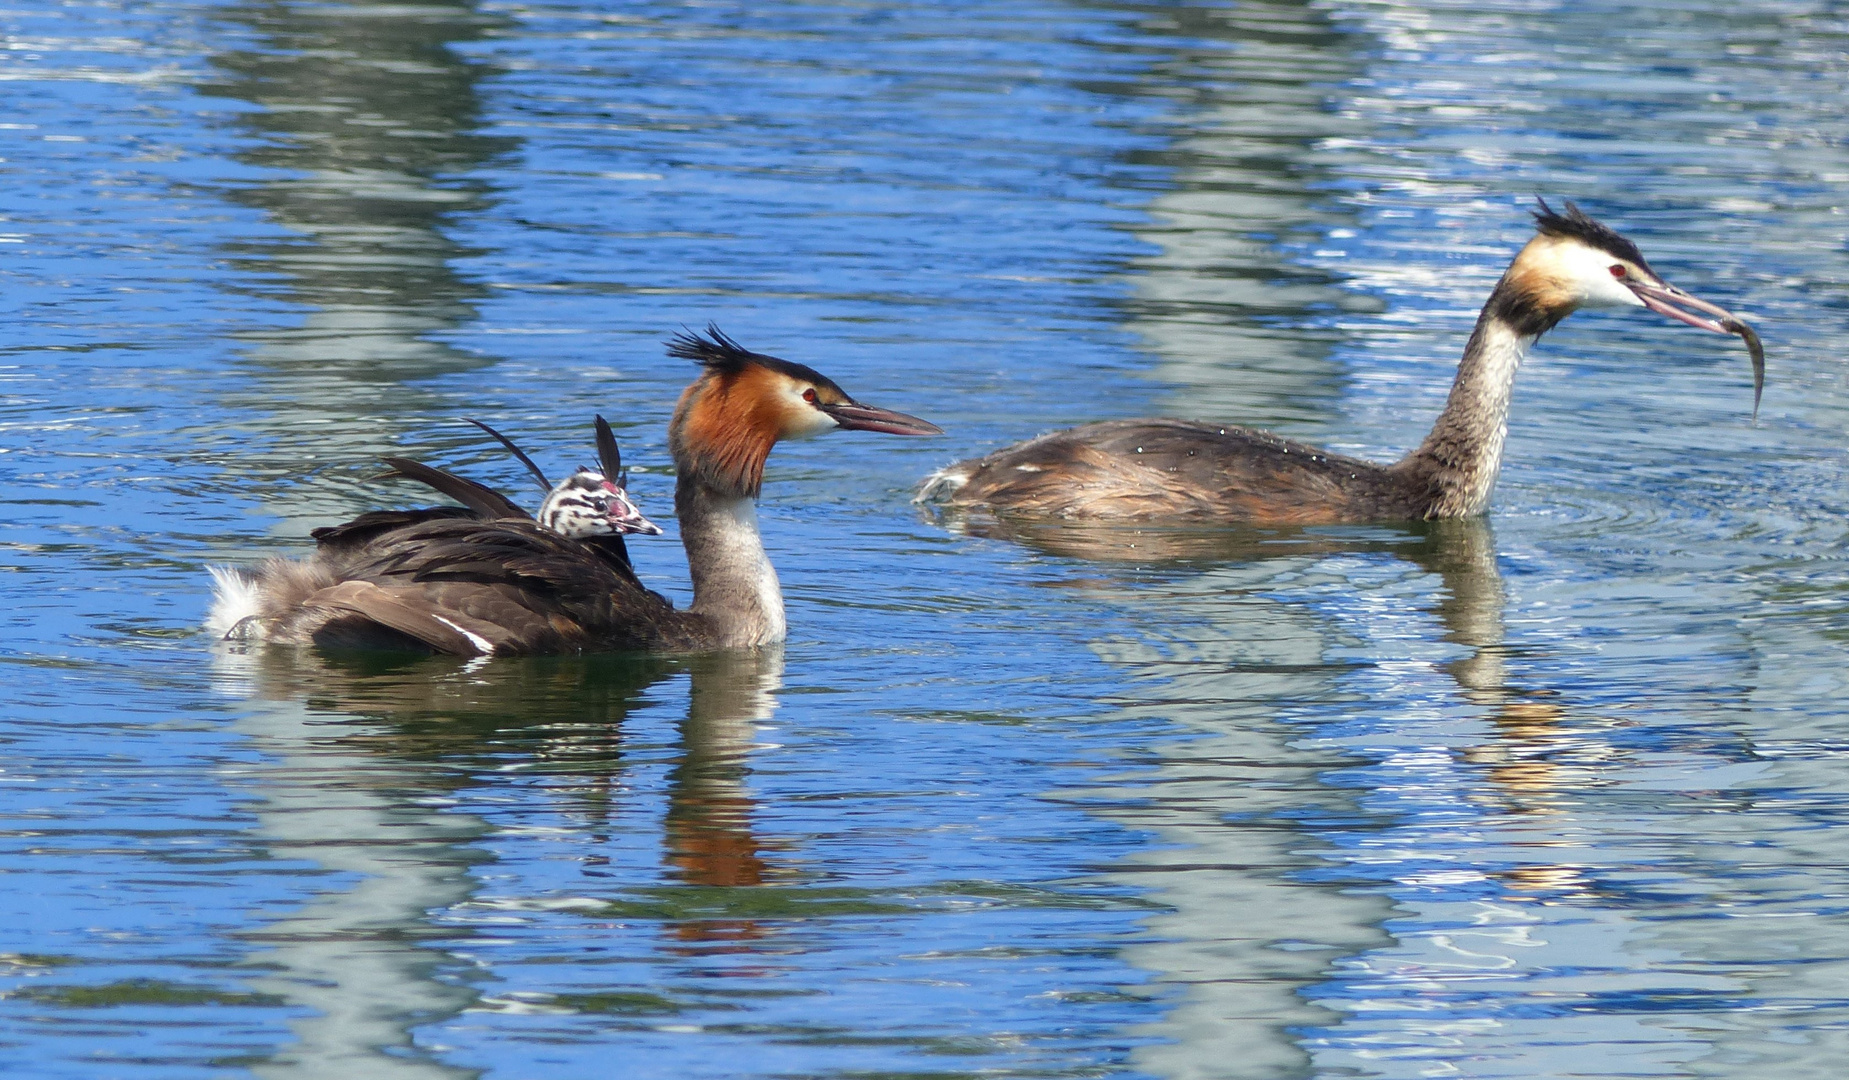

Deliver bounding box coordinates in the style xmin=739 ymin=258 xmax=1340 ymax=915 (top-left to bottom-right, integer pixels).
xmin=605 ymin=486 xmax=664 ymax=536
xmin=819 ymin=400 xmax=944 ymax=436
xmin=1626 ymin=277 xmax=1765 ymax=418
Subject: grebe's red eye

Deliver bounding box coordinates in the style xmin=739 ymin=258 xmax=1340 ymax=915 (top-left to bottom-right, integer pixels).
xmin=802 ymin=388 xmax=818 ymax=403
xmin=1609 ymin=264 xmax=1626 ymax=278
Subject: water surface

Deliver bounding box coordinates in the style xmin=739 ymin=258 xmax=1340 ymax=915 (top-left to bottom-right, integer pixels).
xmin=1 ymin=1 xmax=1847 ymax=1077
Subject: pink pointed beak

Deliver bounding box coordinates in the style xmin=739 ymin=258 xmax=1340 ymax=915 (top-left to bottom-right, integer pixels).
xmin=819 ymin=400 xmax=944 ymax=436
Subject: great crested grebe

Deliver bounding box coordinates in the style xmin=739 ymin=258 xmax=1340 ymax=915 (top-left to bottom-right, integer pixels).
xmin=918 ymin=202 xmax=1764 ymax=524
xmin=208 ymin=327 xmax=941 ymax=656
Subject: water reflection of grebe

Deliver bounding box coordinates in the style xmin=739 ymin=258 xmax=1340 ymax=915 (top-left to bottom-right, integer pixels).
xmin=988 ymin=517 xmax=1622 ymax=903
xmin=226 ymin=645 xmax=791 ymax=949
xmin=1407 ymin=521 xmax=1624 ymax=902
xmin=663 ymin=652 xmax=786 ymax=947
xmin=920 ymin=203 xmax=1761 ymax=524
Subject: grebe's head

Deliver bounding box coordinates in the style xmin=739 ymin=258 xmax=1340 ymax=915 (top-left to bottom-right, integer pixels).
xmin=667 ymin=325 xmax=942 ymax=498
xmin=538 ymin=469 xmax=662 ymax=539
xmin=1497 ymin=200 xmax=1763 ymax=412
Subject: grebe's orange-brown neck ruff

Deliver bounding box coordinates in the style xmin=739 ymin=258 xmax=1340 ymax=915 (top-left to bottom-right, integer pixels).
xmin=919 ymin=201 xmax=1762 ymax=525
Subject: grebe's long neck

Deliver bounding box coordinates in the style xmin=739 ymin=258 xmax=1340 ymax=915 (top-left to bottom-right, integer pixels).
xmin=1395 ymin=309 xmax=1537 ymax=519
xmin=677 ymin=476 xmax=785 ymax=649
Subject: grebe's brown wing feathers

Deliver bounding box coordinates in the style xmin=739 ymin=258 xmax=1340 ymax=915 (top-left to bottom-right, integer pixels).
xmin=463 ymin=418 xmax=553 ymax=492
xmin=379 ymin=456 xmax=531 ymax=521
xmin=295 ymin=580 xmax=517 ymax=654
xmin=310 ymin=506 xmax=480 ymax=557
xmin=302 ymin=517 xmax=686 ymax=654
xmin=578 ymin=533 xmax=635 ymax=573
xmin=928 ymin=419 xmax=1409 ymax=524
xmin=310 ymin=457 xmax=531 ymax=558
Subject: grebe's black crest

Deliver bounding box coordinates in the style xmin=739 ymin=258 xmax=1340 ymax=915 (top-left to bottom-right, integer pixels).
xmin=667 ymin=324 xmax=848 ymax=397
xmin=1532 ymin=198 xmax=1651 ymax=270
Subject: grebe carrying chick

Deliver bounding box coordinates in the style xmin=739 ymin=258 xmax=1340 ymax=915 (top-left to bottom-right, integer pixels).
xmin=918 ymin=201 xmax=1763 ymax=524
xmin=209 ymin=327 xmax=941 ymax=655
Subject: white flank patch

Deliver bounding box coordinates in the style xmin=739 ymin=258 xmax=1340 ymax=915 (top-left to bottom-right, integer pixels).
xmin=432 ymin=615 xmax=495 ymax=655
xmin=205 ymin=565 xmax=262 ymax=639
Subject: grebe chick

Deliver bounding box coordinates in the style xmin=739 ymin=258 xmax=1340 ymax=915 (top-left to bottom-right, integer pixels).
xmin=465 ymin=414 xmax=662 ymax=543
xmin=208 ymin=327 xmax=941 ymax=656
xmin=919 ymin=201 xmax=1764 ymax=524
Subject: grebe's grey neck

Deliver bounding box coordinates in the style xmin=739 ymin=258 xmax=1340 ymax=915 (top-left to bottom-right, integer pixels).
xmin=1394 ymin=302 xmax=1538 ymax=519
xmin=676 ymin=475 xmax=784 ymax=650
xmin=1389 ymin=202 xmax=1765 ymax=520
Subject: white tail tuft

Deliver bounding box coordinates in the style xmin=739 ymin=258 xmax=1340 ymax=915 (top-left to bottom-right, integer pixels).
xmin=913 ymin=464 xmax=971 ymax=504
xmin=205 ymin=565 xmax=263 ymax=639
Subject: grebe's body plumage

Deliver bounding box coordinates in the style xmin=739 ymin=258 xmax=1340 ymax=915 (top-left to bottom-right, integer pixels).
xmin=209 ymin=328 xmax=940 ymax=656
xmin=920 ymin=203 xmax=1762 ymax=524
xmin=209 ymin=416 xmax=666 ymax=652
xmin=209 ymin=515 xmax=688 ymax=655
xmin=916 ymin=418 xmax=1422 ymax=524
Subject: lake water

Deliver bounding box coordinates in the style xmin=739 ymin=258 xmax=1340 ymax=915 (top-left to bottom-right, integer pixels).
xmin=2 ymin=1 xmax=1847 ymax=1077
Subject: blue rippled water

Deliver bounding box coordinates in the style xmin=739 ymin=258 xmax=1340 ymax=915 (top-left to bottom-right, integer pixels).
xmin=1 ymin=1 xmax=1847 ymax=1077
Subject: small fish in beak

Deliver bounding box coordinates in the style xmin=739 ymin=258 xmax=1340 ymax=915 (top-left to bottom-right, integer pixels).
xmin=1627 ymin=278 xmax=1765 ymax=418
